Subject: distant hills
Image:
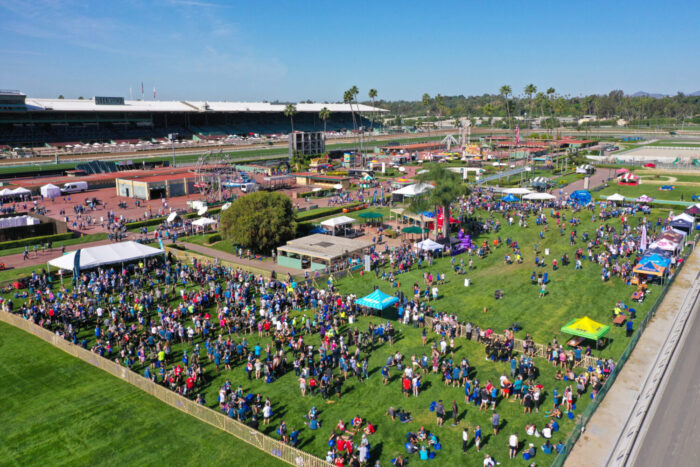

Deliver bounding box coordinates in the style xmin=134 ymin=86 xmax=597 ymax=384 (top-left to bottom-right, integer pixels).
xmin=628 ymin=91 xmax=700 ymax=98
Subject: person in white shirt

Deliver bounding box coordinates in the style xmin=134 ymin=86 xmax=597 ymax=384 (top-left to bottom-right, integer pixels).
xmin=509 ymin=432 xmax=519 ymax=459
xmin=483 ymin=454 xmax=495 ymax=467
xmin=462 ymin=427 xmax=469 ymax=452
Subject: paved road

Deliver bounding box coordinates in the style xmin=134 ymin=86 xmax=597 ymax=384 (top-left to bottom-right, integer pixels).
xmin=631 ymin=288 xmax=700 ymax=466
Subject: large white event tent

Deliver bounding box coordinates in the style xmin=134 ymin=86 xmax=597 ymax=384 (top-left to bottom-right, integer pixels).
xmin=503 ymin=187 xmax=533 ymax=195
xmin=40 ymin=184 xmax=61 ymax=198
xmin=48 ymin=241 xmax=164 ymax=271
xmin=393 ymin=182 xmax=434 ymax=197
xmin=523 ymin=192 xmax=556 ymax=200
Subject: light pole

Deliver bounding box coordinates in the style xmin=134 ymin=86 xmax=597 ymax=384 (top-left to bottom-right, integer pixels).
xmin=168 ymin=133 xmax=178 ymax=167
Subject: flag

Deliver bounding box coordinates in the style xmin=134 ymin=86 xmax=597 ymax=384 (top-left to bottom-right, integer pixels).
xmin=72 ymin=249 xmax=81 ymax=285
xmin=515 ymin=124 xmax=520 ymax=145
xmin=141 ymin=82 xmax=144 ymax=98
xmin=153 ymin=87 xmax=156 ymax=100
xmin=640 ymin=224 xmax=647 ymax=251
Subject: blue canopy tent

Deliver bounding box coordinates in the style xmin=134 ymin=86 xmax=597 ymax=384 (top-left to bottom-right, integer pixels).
xmin=569 ymin=190 xmax=592 ymax=205
xmin=356 ymin=290 xmax=399 ymax=314
xmin=502 ymin=194 xmax=518 ymax=202
xmin=639 ymin=253 xmax=671 ymax=269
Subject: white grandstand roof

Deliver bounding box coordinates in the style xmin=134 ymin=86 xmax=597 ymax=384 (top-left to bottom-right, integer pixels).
xmin=22 ymin=97 xmax=386 ymax=113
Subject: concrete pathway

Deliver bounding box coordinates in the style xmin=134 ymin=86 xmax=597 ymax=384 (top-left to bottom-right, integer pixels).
xmin=566 ymin=247 xmax=700 ymax=466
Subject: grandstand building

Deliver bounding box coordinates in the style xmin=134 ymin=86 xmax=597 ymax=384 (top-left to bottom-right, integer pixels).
xmin=0 ymin=91 xmax=385 ymax=147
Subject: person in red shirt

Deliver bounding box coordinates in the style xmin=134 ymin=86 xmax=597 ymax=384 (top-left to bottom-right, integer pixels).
xmin=403 ymin=377 xmax=411 ymax=397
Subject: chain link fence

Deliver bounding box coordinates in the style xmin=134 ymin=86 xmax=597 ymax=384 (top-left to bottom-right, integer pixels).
xmin=549 ymin=237 xmax=696 ymax=467
xmin=0 ymin=310 xmax=331 ymax=467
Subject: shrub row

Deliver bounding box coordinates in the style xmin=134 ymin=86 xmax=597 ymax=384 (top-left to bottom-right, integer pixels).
xmin=0 ymin=232 xmax=75 ymax=251
xmin=295 ymin=202 xmax=363 ymax=222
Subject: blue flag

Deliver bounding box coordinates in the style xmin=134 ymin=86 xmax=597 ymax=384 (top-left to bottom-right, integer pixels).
xmin=73 ymin=249 xmax=81 ymax=285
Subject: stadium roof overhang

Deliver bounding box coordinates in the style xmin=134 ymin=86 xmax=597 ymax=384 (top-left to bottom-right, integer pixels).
xmin=20 ymin=98 xmax=387 ymax=114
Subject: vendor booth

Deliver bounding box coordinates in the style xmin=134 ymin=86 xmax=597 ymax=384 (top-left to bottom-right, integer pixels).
xmin=560 ymin=316 xmax=610 ymax=349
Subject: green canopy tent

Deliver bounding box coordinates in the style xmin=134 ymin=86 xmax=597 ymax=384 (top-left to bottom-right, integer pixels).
xmin=401 ymin=226 xmax=423 ymax=234
xmin=358 ymin=211 xmax=384 ymax=226
xmin=561 ymin=316 xmax=610 ymax=349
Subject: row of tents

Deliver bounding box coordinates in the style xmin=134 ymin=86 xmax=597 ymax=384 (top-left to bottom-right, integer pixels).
xmin=0 ymin=186 xmax=32 ymax=199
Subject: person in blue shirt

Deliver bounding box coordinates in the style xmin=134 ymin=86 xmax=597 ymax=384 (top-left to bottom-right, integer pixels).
xmin=626 ymin=319 xmax=634 ymax=337
xmin=555 ymin=440 xmax=566 ymax=453
xmin=289 ymin=428 xmax=300 ymax=447
xmin=541 ymin=440 xmax=554 ymax=454
xmin=474 ymin=425 xmax=482 ymax=452
xmin=419 ymin=445 xmax=429 ymax=460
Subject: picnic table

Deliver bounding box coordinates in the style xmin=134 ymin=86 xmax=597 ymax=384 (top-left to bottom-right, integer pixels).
xmin=631 ymin=291 xmax=644 ymax=302
xmin=567 ymin=336 xmax=585 ymax=347
xmin=613 ymin=315 xmax=627 ymax=326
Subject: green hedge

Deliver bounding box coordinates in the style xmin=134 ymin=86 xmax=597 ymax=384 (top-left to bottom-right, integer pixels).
xmin=295 ymin=202 xmax=364 ymax=222
xmin=0 ymin=232 xmax=75 ymax=251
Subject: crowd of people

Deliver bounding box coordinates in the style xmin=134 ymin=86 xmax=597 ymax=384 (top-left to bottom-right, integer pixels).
xmin=1 ymin=181 xmax=681 ymax=465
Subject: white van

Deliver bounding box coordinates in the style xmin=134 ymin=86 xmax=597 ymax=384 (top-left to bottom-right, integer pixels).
xmin=241 ymin=182 xmax=260 ymax=193
xmin=61 ymin=181 xmax=88 ymax=194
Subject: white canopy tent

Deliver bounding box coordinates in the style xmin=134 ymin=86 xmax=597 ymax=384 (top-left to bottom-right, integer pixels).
xmin=48 ymin=241 xmax=164 ymax=271
xmin=320 ymin=216 xmax=355 ymax=228
xmin=394 ymin=182 xmax=434 ymax=197
xmin=503 ymin=187 xmax=533 ymax=195
xmin=40 ymin=184 xmax=61 ymax=198
xmin=192 ymin=217 xmax=217 ymax=230
xmin=673 ymin=213 xmax=695 ymax=224
xmin=320 ymin=215 xmax=356 ymax=236
xmin=605 ymin=193 xmax=626 ymax=202
xmin=414 ymin=238 xmax=444 ymax=252
xmin=523 ymin=192 xmax=556 ymax=200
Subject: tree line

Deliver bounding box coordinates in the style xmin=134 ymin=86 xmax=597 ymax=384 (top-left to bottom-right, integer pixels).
xmin=368 ymin=87 xmax=700 ymax=123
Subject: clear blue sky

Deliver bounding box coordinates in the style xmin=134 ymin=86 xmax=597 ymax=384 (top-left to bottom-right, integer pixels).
xmin=1 ymin=0 xmax=698 ymax=101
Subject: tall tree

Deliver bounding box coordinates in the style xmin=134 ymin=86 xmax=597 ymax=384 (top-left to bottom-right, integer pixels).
xmin=414 ymin=164 xmax=468 ymax=239
xmin=422 ymin=93 xmax=432 ymax=116
xmin=546 ymin=87 xmax=556 ymax=135
xmin=220 ymin=191 xmax=296 ymax=254
xmin=499 ymin=85 xmax=512 ymax=130
xmin=524 ymin=84 xmax=537 ymax=128
xmin=319 ymin=107 xmax=331 ymax=134
xmin=368 ymin=88 xmax=378 ymax=130
xmin=284 ymin=104 xmax=297 ymax=134
xmin=344 ymin=88 xmax=359 ymax=161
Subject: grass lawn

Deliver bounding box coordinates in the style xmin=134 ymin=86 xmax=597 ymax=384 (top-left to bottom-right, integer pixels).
xmin=597 ymin=183 xmax=699 ymax=202
xmin=0 ymin=322 xmax=285 ymax=467
xmin=1 ymin=200 xmax=677 ymax=466
xmin=633 ymin=171 xmax=700 ymax=183
xmin=645 ymin=140 xmax=700 ymax=147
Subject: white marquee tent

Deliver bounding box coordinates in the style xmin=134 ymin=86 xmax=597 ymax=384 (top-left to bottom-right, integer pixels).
xmin=393 ymin=182 xmax=434 ymax=197
xmin=40 ymin=184 xmax=61 ymax=198
xmin=320 ymin=216 xmax=355 ymax=228
xmin=605 ymin=193 xmax=626 ymax=202
xmin=48 ymin=241 xmax=164 ymax=271
xmin=503 ymin=187 xmax=533 ymax=195
xmin=523 ymin=192 xmax=556 ymax=200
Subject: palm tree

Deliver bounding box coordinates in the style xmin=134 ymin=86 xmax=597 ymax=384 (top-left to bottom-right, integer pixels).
xmin=524 ymin=83 xmax=537 ymax=128
xmin=422 ymin=93 xmax=432 ymax=116
xmin=284 ymin=104 xmax=297 ymax=134
xmin=344 ymin=89 xmax=359 ymax=161
xmin=546 ymin=87 xmax=556 ymax=135
xmin=368 ymin=88 xmax=378 ymax=130
xmin=499 ymin=85 xmax=512 ymax=130
xmin=319 ymin=107 xmax=331 ymax=134
xmin=414 ymin=164 xmax=468 ymax=239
